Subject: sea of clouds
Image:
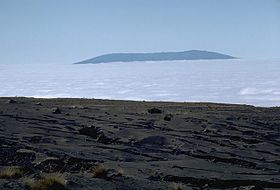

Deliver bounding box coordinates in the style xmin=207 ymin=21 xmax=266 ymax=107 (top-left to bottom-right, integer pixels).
xmin=0 ymin=59 xmax=279 ymax=107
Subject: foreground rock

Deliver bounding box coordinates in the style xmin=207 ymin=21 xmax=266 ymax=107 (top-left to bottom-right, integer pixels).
xmin=0 ymin=97 xmax=279 ymax=189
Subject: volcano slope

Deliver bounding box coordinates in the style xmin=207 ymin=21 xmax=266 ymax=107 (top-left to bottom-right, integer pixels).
xmin=0 ymin=97 xmax=279 ymax=190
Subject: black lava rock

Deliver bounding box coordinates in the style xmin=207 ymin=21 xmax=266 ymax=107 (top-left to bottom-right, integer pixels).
xmin=7 ymin=99 xmax=17 ymax=104
xmin=164 ymin=114 xmax=173 ymax=121
xmin=52 ymin=108 xmax=61 ymax=114
xmin=79 ymin=126 xmax=99 ymax=139
xmin=148 ymin=108 xmax=163 ymax=114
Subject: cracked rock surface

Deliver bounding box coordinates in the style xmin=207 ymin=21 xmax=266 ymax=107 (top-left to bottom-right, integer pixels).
xmin=0 ymin=97 xmax=279 ymax=189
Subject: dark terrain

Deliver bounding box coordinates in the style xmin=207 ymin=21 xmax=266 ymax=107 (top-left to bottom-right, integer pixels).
xmin=0 ymin=97 xmax=279 ymax=189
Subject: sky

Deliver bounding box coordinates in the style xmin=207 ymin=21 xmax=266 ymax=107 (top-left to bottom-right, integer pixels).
xmin=0 ymin=0 xmax=280 ymax=64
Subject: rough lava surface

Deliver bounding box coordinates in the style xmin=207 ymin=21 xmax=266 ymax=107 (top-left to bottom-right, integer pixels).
xmin=0 ymin=97 xmax=280 ymax=189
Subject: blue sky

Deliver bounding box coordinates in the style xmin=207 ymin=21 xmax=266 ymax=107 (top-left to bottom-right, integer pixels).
xmin=0 ymin=0 xmax=279 ymax=64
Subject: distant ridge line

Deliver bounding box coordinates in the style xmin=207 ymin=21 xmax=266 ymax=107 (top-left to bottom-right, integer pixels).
xmin=74 ymin=50 xmax=236 ymax=64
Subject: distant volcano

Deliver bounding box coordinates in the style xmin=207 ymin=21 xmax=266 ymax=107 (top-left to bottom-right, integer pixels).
xmin=74 ymin=50 xmax=236 ymax=64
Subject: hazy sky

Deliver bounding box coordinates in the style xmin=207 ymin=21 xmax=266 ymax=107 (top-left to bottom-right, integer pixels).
xmin=0 ymin=0 xmax=280 ymax=64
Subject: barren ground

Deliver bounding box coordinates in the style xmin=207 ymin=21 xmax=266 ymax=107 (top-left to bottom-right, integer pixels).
xmin=0 ymin=97 xmax=279 ymax=189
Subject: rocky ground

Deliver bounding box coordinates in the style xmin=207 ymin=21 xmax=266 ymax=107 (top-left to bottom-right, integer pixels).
xmin=0 ymin=97 xmax=279 ymax=190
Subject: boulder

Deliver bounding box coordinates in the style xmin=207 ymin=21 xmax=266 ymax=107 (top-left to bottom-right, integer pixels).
xmin=52 ymin=108 xmax=61 ymax=114
xmin=148 ymin=108 xmax=163 ymax=114
xmin=7 ymin=99 xmax=17 ymax=104
xmin=164 ymin=114 xmax=173 ymax=121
